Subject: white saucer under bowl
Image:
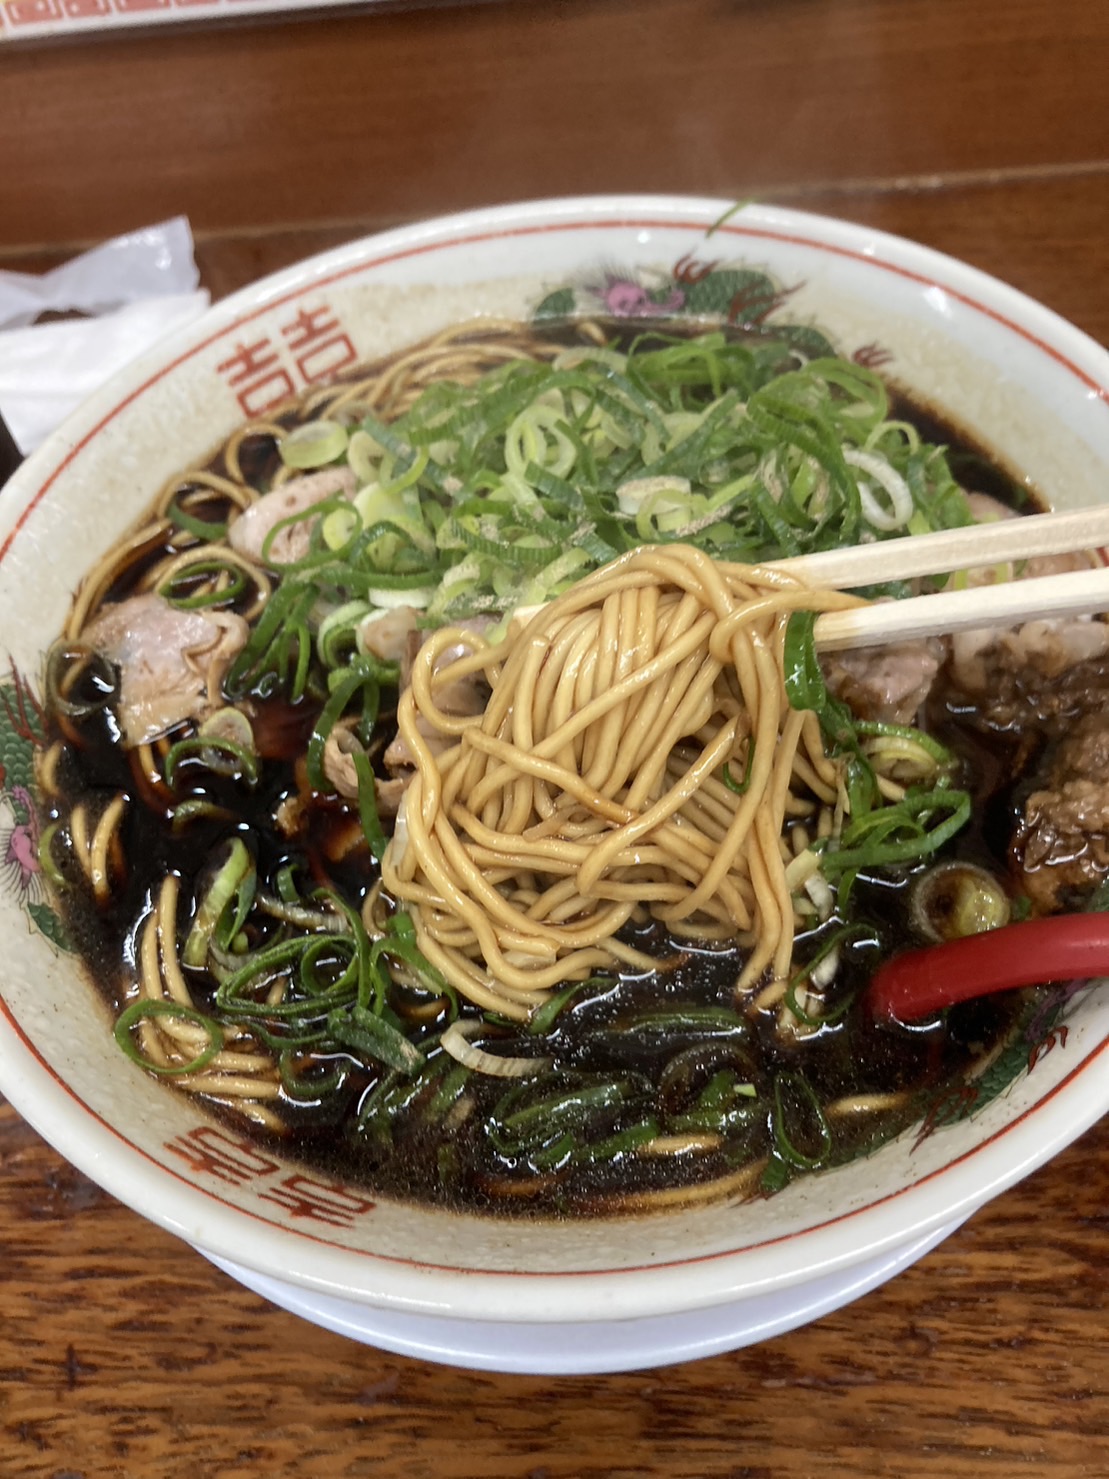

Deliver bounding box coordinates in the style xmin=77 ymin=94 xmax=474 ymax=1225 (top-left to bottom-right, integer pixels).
xmin=2 ymin=196 xmax=1107 ymax=1347
xmin=205 ymin=1215 xmax=964 ymax=1374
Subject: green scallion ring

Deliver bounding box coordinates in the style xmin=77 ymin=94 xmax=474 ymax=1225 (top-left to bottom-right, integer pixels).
xmin=114 ymin=1000 xmax=224 ymax=1076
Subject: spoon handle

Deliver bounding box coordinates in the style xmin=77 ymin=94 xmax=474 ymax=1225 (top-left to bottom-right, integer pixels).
xmin=866 ymin=914 xmax=1109 ymax=1023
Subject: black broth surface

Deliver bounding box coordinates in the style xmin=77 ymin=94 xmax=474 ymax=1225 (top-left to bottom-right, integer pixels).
xmin=46 ymin=686 xmax=1036 ymax=1214
xmin=40 ymin=325 xmax=1055 ymax=1217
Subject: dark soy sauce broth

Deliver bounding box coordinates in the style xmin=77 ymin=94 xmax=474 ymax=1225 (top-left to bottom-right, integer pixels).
xmin=42 ymin=322 xmax=1048 ymax=1216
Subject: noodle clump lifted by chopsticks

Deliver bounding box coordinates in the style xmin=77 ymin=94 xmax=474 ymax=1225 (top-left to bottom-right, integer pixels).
xmin=382 ymin=543 xmax=862 ymax=1020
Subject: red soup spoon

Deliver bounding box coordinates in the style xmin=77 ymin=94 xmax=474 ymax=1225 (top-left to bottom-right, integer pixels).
xmin=866 ymin=913 xmax=1109 ymax=1023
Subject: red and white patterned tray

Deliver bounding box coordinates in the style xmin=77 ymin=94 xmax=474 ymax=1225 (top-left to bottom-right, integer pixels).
xmin=0 ymin=0 xmax=359 ymax=43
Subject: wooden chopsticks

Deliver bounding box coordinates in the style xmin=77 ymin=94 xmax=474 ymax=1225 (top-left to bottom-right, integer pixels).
xmin=765 ymin=505 xmax=1109 ymax=653
xmin=813 ymin=564 xmax=1109 ymax=651
xmin=507 ymin=506 xmax=1109 ymax=651
xmin=772 ymin=504 xmax=1109 ymax=589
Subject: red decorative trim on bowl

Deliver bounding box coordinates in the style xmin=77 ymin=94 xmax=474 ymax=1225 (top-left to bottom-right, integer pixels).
xmin=3 ymin=211 xmax=1108 ymax=1283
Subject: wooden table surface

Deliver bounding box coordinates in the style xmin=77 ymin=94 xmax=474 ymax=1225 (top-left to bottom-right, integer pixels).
xmin=2 ymin=1 xmax=1108 ymax=1475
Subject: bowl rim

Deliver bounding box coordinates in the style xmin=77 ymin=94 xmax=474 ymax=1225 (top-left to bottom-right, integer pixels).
xmin=2 ymin=193 xmax=1108 ymax=1325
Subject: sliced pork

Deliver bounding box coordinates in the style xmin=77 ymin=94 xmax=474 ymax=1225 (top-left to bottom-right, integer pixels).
xmin=358 ymin=606 xmax=420 ymax=666
xmin=318 ymin=715 xmax=407 ymax=818
xmin=228 ymin=468 xmax=356 ymax=566
xmin=82 ymin=592 xmax=248 ymax=746
xmin=949 ymin=618 xmax=1109 ymax=706
xmin=822 ymin=636 xmax=944 ymax=725
xmin=828 ymin=492 xmax=1109 ymax=728
xmin=946 ymin=491 xmax=1109 ymax=707
xmin=382 ymin=617 xmax=492 ymax=776
xmin=1015 ymin=712 xmax=1109 ymax=913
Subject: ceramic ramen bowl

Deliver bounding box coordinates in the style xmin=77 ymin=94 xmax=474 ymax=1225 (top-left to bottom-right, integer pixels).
xmin=1 ymin=198 xmax=1107 ymax=1364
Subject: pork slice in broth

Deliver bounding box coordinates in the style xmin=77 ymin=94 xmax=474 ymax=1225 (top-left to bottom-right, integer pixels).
xmin=822 ymin=636 xmax=945 ymax=725
xmin=228 ymin=468 xmax=356 ymax=565
xmin=1016 ymin=712 xmax=1109 ymax=913
xmin=82 ymin=592 xmax=248 ymax=745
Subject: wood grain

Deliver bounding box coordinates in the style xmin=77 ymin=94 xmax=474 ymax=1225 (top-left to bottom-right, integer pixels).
xmin=9 ymin=173 xmax=1104 ymax=342
xmin=0 ymin=1096 xmax=1105 ymax=1479
xmin=188 ymin=171 xmax=1109 ymax=346
xmin=1 ymin=0 xmax=1108 ymax=1472
xmin=791 ymin=174 xmax=1109 ymax=349
xmin=1 ymin=0 xmax=1108 ymax=252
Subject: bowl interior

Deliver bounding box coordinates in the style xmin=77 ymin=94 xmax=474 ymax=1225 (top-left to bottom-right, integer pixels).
xmin=1 ymin=197 xmax=1107 ymax=1324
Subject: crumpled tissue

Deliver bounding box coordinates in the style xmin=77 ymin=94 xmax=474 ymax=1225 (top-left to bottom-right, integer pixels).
xmin=0 ymin=217 xmax=211 ymax=456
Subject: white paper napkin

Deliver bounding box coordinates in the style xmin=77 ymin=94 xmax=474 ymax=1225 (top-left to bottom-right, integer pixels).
xmin=0 ymin=218 xmax=211 ymax=456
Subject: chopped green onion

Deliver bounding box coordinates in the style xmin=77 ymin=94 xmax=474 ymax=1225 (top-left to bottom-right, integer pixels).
xmin=327 ymin=1005 xmax=425 ymax=1074
xmin=280 ymin=420 xmax=349 ymax=470
xmin=37 ymin=822 xmax=68 ymax=890
xmin=183 ymin=839 xmax=255 ymax=968
xmin=772 ymin=1071 xmax=832 ymax=1169
xmin=114 ymin=1000 xmax=224 ymax=1076
xmin=722 ymin=741 xmax=755 ymax=795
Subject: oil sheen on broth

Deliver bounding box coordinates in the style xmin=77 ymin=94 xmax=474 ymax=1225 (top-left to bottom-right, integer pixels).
xmin=39 ymin=319 xmax=1062 ymax=1217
